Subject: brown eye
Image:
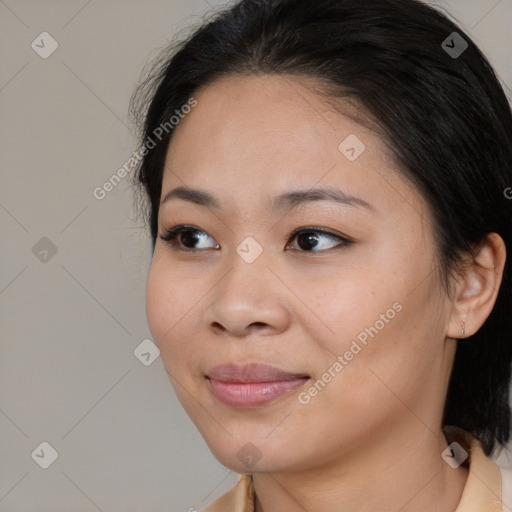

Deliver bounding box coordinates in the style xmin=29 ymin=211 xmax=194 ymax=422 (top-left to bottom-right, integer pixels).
xmin=160 ymin=226 xmax=219 ymax=250
xmin=287 ymin=228 xmax=353 ymax=252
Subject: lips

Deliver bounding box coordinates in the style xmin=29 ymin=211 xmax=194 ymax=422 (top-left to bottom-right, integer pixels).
xmin=206 ymin=362 xmax=310 ymax=408
xmin=207 ymin=362 xmax=309 ymax=382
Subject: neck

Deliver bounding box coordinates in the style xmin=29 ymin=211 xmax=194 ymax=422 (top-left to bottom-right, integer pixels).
xmin=252 ymin=424 xmax=469 ymax=512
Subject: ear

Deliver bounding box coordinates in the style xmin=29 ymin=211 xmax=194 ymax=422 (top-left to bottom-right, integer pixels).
xmin=447 ymin=232 xmax=506 ymax=339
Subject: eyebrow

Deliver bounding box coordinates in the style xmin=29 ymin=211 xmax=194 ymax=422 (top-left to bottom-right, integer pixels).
xmin=160 ymin=185 xmax=374 ymax=213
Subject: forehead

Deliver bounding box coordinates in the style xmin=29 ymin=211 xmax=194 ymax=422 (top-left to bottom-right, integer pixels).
xmin=161 ymin=74 xmax=422 ymax=218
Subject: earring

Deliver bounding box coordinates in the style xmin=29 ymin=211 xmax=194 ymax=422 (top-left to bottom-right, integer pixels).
xmin=460 ymin=321 xmax=466 ymax=338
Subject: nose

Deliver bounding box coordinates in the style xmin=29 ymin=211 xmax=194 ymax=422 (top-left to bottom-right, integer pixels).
xmin=202 ymin=253 xmax=291 ymax=339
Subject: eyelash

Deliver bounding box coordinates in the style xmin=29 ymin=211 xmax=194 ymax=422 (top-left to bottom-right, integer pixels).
xmin=159 ymin=225 xmax=353 ymax=253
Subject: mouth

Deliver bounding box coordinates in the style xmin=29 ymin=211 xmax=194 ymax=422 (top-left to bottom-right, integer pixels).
xmin=206 ymin=362 xmax=310 ymax=408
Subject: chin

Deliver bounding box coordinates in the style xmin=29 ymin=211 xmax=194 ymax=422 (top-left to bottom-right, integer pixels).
xmin=202 ymin=433 xmax=303 ymax=475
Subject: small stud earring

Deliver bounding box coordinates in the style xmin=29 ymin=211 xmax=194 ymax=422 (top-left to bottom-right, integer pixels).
xmin=461 ymin=321 xmax=466 ymax=338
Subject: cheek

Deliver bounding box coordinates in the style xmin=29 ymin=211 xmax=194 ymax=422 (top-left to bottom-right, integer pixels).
xmin=294 ymin=259 xmax=402 ymax=343
xmin=312 ymin=277 xmax=440 ymax=417
xmin=145 ymin=257 xmax=199 ymax=360
xmin=145 ymin=259 xmax=171 ymax=343
xmin=302 ymin=250 xmax=436 ymax=379
xmin=145 ymin=259 xmax=207 ymax=410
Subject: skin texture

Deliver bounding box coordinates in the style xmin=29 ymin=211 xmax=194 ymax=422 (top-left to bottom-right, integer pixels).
xmin=145 ymin=74 xmax=506 ymax=512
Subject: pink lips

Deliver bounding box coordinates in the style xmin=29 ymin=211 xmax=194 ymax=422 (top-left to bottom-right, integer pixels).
xmin=206 ymin=363 xmax=310 ymax=408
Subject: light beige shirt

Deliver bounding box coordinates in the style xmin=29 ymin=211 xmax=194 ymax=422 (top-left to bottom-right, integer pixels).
xmin=202 ymin=426 xmax=504 ymax=512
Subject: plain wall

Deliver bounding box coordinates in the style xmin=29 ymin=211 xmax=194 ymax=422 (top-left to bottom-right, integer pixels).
xmin=1 ymin=0 xmax=511 ymax=510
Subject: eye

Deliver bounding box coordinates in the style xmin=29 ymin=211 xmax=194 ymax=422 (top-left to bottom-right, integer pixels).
xmin=159 ymin=225 xmax=353 ymax=252
xmin=286 ymin=227 xmax=353 ymax=252
xmin=160 ymin=225 xmax=219 ymax=250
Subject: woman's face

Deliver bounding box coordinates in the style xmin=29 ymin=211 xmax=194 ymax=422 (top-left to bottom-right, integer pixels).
xmin=146 ymin=74 xmax=457 ymax=474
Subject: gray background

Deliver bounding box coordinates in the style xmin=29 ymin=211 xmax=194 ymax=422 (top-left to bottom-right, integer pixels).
xmin=1 ymin=0 xmax=511 ymax=510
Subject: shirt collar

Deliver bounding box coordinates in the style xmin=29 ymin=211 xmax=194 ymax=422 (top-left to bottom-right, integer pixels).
xmin=445 ymin=425 xmax=503 ymax=512
xmin=202 ymin=426 xmax=502 ymax=512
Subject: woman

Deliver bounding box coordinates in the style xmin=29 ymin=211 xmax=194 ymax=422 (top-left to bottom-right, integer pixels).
xmin=130 ymin=0 xmax=512 ymax=510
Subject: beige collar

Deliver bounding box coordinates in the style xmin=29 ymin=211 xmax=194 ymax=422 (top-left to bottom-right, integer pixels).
xmin=203 ymin=427 xmax=502 ymax=512
xmin=446 ymin=426 xmax=503 ymax=512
